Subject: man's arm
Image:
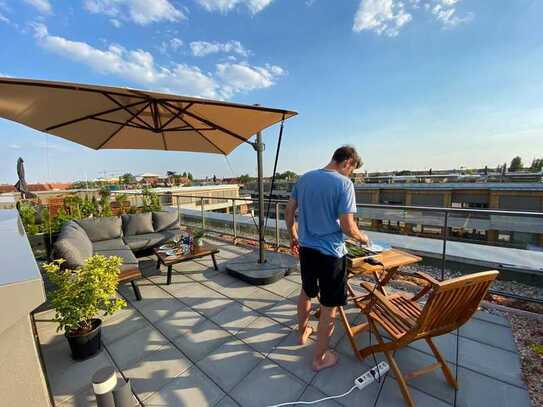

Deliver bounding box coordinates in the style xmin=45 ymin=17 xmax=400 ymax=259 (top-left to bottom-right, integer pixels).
xmin=340 ymin=213 xmax=369 ymax=245
xmin=285 ymin=197 xmax=299 ymax=255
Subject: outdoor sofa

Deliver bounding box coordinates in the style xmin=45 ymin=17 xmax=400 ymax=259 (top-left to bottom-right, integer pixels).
xmin=53 ymin=211 xmax=181 ymax=300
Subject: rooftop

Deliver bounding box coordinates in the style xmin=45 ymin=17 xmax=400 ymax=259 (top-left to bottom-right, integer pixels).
xmin=34 ymin=238 xmax=531 ymax=407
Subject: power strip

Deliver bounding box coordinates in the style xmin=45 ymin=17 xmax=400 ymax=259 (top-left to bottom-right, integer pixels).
xmin=354 ymin=362 xmax=390 ymax=390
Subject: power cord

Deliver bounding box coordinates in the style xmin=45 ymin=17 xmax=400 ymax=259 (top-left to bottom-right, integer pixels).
xmin=265 ymin=385 xmax=357 ymax=407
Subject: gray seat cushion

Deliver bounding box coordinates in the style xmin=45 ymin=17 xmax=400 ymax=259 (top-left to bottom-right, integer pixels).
xmin=160 ymin=228 xmax=181 ymax=241
xmin=94 ymin=249 xmax=138 ymax=265
xmin=53 ymin=221 xmax=93 ymax=269
xmin=153 ymin=211 xmax=180 ymax=232
xmin=77 ymin=216 xmax=122 ymax=242
xmin=123 ymin=233 xmax=167 ymax=251
xmin=122 ymin=213 xmax=154 ymax=236
xmin=92 ymin=238 xmax=129 ymax=251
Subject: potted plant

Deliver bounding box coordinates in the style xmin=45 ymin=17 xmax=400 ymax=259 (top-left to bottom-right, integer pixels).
xmin=192 ymin=228 xmax=205 ymax=248
xmin=43 ymin=256 xmax=126 ymax=360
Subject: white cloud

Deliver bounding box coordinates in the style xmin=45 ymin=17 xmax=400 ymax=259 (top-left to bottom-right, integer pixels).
xmin=0 ymin=12 xmax=9 ymax=24
xmin=23 ymin=0 xmax=52 ymax=14
xmin=84 ymin=0 xmax=186 ymax=25
xmin=431 ymin=0 xmax=473 ymax=28
xmin=190 ymin=40 xmax=249 ymax=58
xmin=110 ymin=18 xmax=121 ymax=28
xmin=158 ymin=37 xmax=184 ymax=55
xmin=9 ymin=144 xmax=21 ymax=149
xmin=216 ymin=63 xmax=284 ymax=98
xmin=353 ymin=0 xmax=412 ymax=37
xmin=32 ymin=23 xmax=285 ymax=100
xmin=196 ymin=0 xmax=274 ymax=15
xmin=354 ymin=0 xmax=472 ymax=37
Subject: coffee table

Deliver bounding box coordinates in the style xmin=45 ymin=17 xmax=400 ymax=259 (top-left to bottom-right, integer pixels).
xmin=153 ymin=244 xmax=220 ymax=285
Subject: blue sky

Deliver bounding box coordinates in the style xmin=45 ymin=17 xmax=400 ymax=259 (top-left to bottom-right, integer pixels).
xmin=0 ymin=0 xmax=542 ymax=183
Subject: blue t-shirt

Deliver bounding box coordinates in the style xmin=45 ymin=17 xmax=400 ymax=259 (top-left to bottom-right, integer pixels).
xmin=291 ymin=169 xmax=357 ymax=258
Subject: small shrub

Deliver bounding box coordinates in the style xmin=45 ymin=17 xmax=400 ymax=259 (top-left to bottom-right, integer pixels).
xmin=43 ymin=256 xmax=126 ymax=334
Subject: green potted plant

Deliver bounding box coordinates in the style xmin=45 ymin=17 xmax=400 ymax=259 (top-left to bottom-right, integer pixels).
xmin=43 ymin=256 xmax=126 ymax=360
xmin=192 ymin=228 xmax=205 ymax=248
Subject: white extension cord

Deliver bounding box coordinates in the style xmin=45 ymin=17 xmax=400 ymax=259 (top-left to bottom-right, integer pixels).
xmin=265 ymin=362 xmax=390 ymax=407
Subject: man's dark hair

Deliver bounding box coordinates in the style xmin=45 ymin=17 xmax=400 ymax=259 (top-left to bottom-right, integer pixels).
xmin=332 ymin=145 xmax=362 ymax=169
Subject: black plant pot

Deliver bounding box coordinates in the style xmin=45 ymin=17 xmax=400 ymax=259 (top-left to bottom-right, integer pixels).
xmin=65 ymin=319 xmax=102 ymax=361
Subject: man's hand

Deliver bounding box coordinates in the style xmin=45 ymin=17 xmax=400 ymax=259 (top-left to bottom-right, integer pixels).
xmin=340 ymin=213 xmax=369 ymax=245
xmin=290 ymin=236 xmax=300 ymax=256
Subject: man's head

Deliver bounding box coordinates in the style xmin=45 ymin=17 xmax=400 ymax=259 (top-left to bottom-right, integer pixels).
xmin=331 ymin=145 xmax=362 ymax=176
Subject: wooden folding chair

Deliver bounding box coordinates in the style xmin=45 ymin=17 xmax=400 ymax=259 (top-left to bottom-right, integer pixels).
xmin=354 ymin=270 xmax=499 ymax=407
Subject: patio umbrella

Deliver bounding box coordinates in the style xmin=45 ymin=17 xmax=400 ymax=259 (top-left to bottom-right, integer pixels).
xmin=0 ymin=77 xmax=297 ymax=283
xmin=14 ymin=157 xmax=36 ymax=199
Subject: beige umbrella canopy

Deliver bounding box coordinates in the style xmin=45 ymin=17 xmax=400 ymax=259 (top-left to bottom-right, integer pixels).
xmin=0 ymin=77 xmax=296 ymax=155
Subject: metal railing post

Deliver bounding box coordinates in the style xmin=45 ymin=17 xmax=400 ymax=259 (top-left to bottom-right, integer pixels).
xmin=232 ymin=198 xmax=237 ymax=243
xmin=275 ymin=202 xmax=280 ymax=250
xmin=176 ymin=195 xmax=180 ymax=224
xmin=201 ymin=197 xmax=205 ymax=230
xmin=441 ymin=210 xmax=449 ymax=281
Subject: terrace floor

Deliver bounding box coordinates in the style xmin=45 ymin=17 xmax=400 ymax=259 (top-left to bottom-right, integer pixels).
xmin=33 ymin=238 xmax=532 ymax=406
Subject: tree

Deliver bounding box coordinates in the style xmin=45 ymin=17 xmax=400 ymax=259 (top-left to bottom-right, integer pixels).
xmin=530 ymin=158 xmax=543 ymax=172
xmin=509 ymin=156 xmax=523 ymax=172
xmin=238 ymin=174 xmax=251 ymax=184
xmin=188 ymin=172 xmax=193 ymax=181
xmin=120 ymin=173 xmax=136 ymax=184
xmin=276 ymin=170 xmax=297 ymax=180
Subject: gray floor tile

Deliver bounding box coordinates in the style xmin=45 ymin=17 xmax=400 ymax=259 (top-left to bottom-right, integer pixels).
xmin=101 ymin=308 xmax=150 ymax=345
xmin=213 ymin=280 xmax=262 ymax=301
xmin=173 ymin=318 xmax=234 ymax=362
xmin=298 ymin=385 xmax=342 ymax=406
xmin=312 ymin=354 xmax=380 ymax=407
xmin=154 ymin=305 xmax=205 ymax=341
xmin=407 ymin=333 xmax=459 ymax=364
xmin=284 ymin=271 xmax=302 ymax=285
xmin=375 ymin=378 xmax=451 ymax=407
xmin=147 ymin=273 xmax=193 ymax=286
xmin=172 ymin=261 xmax=209 ymax=273
xmin=238 ymin=286 xmax=284 ymax=312
xmin=456 ymin=367 xmax=532 ymax=407
xmin=41 ymin=340 xmax=114 ymax=405
xmin=268 ymin=330 xmax=318 ymax=384
xmin=107 ymin=326 xmax=170 ymax=369
xmin=209 ymin=302 xmax=259 ymax=335
xmin=459 ymin=336 xmax=526 ymax=388
xmin=459 ymin=317 xmax=517 ymax=352
xmin=230 ymin=359 xmax=306 ymax=407
xmin=263 ymin=298 xmax=298 ymax=328
xmin=237 ymin=316 xmax=291 ymax=355
xmin=215 ymin=395 xmax=240 ymax=407
xmin=186 ymin=266 xmax=222 ymax=281
xmin=261 ymin=278 xmax=300 ymax=298
xmin=177 ymin=283 xmax=229 ymax=310
xmin=144 ymin=365 xmax=225 ymax=407
xmin=123 ymin=345 xmax=192 ymax=401
xmin=473 ymin=310 xmax=510 ymax=327
xmin=197 ymin=339 xmax=264 ymax=392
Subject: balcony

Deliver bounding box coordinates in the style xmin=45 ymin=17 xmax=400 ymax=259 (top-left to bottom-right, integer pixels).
xmin=1 ymin=200 xmax=539 ymax=406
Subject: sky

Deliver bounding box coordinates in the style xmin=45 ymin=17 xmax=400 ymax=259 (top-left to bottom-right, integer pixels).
xmin=0 ymin=0 xmax=542 ymax=183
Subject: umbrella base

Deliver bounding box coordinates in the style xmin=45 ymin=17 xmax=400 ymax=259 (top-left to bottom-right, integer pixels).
xmin=226 ymin=251 xmax=298 ymax=285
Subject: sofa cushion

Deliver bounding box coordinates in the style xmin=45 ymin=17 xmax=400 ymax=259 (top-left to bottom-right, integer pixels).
xmin=123 ymin=233 xmax=167 ymax=251
xmin=152 ymin=211 xmax=180 ymax=232
xmin=53 ymin=221 xmax=93 ymax=269
xmin=92 ymin=238 xmax=129 ymax=252
xmin=122 ymin=213 xmax=154 ymax=236
xmin=94 ymin=249 xmax=138 ymax=265
xmin=77 ymin=216 xmax=122 ymax=242
xmin=159 ymin=229 xmax=181 ymax=242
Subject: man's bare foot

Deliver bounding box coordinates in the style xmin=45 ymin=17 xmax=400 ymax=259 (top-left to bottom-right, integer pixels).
xmin=312 ymin=350 xmax=338 ymax=371
xmin=298 ymin=326 xmax=314 ymax=345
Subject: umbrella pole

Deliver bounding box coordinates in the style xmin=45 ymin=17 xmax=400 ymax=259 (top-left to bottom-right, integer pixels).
xmin=255 ymin=131 xmax=266 ymax=264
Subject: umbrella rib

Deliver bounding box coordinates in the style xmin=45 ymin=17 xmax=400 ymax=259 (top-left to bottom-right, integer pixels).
xmin=161 ymin=100 xmax=251 ymax=146
xmin=96 ymin=102 xmax=151 ymax=149
xmin=91 ymin=117 xmax=149 ymax=130
xmin=45 ymin=100 xmax=147 ymax=131
xmin=154 ymin=101 xmax=168 ymax=151
xmin=158 ymin=101 xmax=225 ymax=154
xmin=159 ymin=102 xmax=193 ymax=131
xmin=103 ymin=93 xmax=154 ymax=129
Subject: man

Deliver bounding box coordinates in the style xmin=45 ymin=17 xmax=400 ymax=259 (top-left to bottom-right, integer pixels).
xmin=285 ymin=145 xmax=369 ymax=371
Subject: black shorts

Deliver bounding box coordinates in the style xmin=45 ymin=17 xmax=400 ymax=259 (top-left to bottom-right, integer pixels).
xmin=299 ymin=246 xmax=347 ymax=307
